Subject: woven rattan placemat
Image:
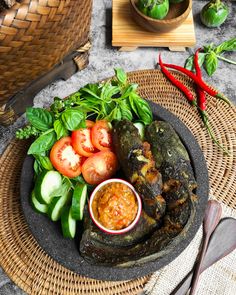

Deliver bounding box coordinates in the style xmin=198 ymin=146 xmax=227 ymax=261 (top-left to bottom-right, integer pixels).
xmin=0 ymin=70 xmax=235 ymax=294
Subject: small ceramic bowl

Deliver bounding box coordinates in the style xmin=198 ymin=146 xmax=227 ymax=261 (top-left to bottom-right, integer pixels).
xmin=89 ymin=178 xmax=142 ymax=235
xmin=130 ymin=0 xmax=192 ymax=33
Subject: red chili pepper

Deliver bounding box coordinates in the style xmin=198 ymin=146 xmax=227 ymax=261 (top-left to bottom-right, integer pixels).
xmin=159 ymin=54 xmax=197 ymax=107
xmin=194 ymin=48 xmax=206 ymax=112
xmin=194 ymin=49 xmax=229 ymax=155
xmin=163 ymin=62 xmax=231 ymax=106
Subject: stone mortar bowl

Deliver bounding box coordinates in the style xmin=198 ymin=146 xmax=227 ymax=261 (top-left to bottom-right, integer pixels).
xmin=20 ymin=102 xmax=209 ymax=281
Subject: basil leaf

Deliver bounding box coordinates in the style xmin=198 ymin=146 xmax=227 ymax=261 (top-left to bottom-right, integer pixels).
xmin=121 ymin=84 xmax=138 ymax=99
xmin=184 ymin=56 xmax=194 ymax=71
xmin=130 ymin=93 xmax=153 ymax=125
xmin=185 ymin=53 xmax=206 ymax=71
xmin=33 ymin=159 xmax=42 ymax=175
xmin=103 ymin=101 xmax=116 ymax=116
xmin=69 ymin=176 xmax=94 ymax=192
xmin=76 ymin=119 xmax=86 ymax=129
xmin=34 ymin=155 xmax=53 ymax=171
xmin=113 ymin=107 xmax=122 ymax=121
xmin=71 ymin=175 xmax=86 ymax=183
xmin=128 ymin=93 xmax=138 ymax=116
xmin=80 ymin=83 xmax=100 ymax=96
xmin=204 ymin=51 xmax=218 ymax=76
xmin=61 ymin=108 xmax=85 ymax=131
xmin=215 ymin=38 xmax=236 ymax=54
xmin=119 ymin=100 xmax=133 ymax=120
xmin=27 ymin=129 xmax=57 ymax=155
xmin=203 ymin=43 xmax=215 ymax=53
xmin=79 ymin=86 xmax=101 ymax=99
xmin=54 ymin=119 xmax=69 ymax=140
xmin=26 ymin=107 xmax=53 ymax=131
xmin=100 ymin=83 xmax=120 ymax=101
xmin=114 ymin=68 xmax=127 ymax=85
xmin=105 ymin=107 xmax=119 ymax=122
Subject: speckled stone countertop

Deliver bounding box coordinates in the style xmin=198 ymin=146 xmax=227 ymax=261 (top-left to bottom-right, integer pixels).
xmin=0 ymin=0 xmax=235 ymax=294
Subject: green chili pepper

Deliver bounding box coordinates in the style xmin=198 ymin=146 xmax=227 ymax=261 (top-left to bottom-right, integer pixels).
xmin=138 ymin=0 xmax=169 ymax=20
xmin=200 ymin=0 xmax=229 ymax=28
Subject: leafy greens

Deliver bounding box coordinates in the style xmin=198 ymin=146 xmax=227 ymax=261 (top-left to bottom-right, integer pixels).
xmin=185 ymin=37 xmax=236 ymax=76
xmin=16 ymin=68 xmax=153 ymax=171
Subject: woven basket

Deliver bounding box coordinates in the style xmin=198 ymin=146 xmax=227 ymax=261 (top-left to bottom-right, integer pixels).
xmin=0 ymin=0 xmax=92 ymax=126
xmin=0 ymin=0 xmax=19 ymax=11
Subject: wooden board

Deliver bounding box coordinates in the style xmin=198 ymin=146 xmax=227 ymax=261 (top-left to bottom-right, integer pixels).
xmin=112 ymin=0 xmax=196 ymax=51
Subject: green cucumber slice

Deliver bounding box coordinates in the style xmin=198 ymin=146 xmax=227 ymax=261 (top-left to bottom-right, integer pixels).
xmin=47 ymin=191 xmax=71 ymax=222
xmin=61 ymin=207 xmax=76 ymax=238
xmin=134 ymin=122 xmax=145 ymax=140
xmin=71 ymin=183 xmax=87 ymax=220
xmin=34 ymin=170 xmax=62 ymax=204
xmin=31 ymin=191 xmax=48 ymax=214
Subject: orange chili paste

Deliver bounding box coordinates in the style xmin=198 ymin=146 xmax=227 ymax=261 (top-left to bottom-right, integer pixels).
xmin=92 ymin=182 xmax=138 ymax=230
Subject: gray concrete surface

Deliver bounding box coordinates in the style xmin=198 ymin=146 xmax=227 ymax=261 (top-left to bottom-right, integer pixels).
xmin=0 ymin=0 xmax=235 ymax=293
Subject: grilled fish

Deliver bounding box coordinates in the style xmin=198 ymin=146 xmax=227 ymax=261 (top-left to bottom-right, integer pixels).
xmin=82 ymin=208 xmax=157 ymax=248
xmin=145 ymin=121 xmax=197 ymax=209
xmin=112 ymin=120 xmax=165 ymax=220
xmin=79 ymin=120 xmax=197 ymax=266
xmin=79 ymin=198 xmax=193 ymax=266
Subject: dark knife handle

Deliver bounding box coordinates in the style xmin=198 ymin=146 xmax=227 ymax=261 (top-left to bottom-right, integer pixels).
xmin=171 ymin=218 xmax=236 ymax=295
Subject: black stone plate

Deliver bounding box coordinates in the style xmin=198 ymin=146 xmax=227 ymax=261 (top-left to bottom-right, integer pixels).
xmin=20 ymin=102 xmax=209 ymax=281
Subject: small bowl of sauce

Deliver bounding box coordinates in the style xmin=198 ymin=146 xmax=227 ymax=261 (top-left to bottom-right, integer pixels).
xmin=89 ymin=178 xmax=142 ymax=234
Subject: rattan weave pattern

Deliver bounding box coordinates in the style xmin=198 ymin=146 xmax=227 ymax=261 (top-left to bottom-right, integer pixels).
xmin=0 ymin=70 xmax=235 ymax=294
xmin=0 ymin=0 xmax=92 ymax=106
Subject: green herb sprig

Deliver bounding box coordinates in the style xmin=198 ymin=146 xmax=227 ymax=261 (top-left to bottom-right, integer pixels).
xmin=185 ymin=37 xmax=236 ymax=76
xmin=16 ymin=125 xmax=41 ymax=139
xmin=62 ymin=68 xmax=153 ymax=125
xmin=16 ymin=68 xmax=153 ymax=158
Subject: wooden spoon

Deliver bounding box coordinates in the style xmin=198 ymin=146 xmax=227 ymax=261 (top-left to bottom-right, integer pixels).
xmin=171 ymin=217 xmax=236 ymax=295
xmin=189 ymin=200 xmax=222 ymax=295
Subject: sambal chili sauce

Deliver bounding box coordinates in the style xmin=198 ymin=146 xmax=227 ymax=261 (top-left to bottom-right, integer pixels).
xmin=92 ymin=182 xmax=138 ymax=230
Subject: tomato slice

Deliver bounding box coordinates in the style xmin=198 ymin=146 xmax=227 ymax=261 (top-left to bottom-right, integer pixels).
xmin=81 ymin=150 xmax=118 ymax=185
xmin=50 ymin=137 xmax=83 ymax=178
xmin=71 ymin=122 xmax=96 ymax=157
xmin=85 ymin=120 xmax=95 ymax=128
xmin=91 ymin=120 xmax=112 ymax=151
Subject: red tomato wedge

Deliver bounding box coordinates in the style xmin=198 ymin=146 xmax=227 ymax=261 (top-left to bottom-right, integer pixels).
xmin=85 ymin=120 xmax=95 ymax=128
xmin=50 ymin=137 xmax=83 ymax=178
xmin=72 ymin=121 xmax=96 ymax=157
xmin=91 ymin=120 xmax=112 ymax=151
xmin=81 ymin=150 xmax=118 ymax=185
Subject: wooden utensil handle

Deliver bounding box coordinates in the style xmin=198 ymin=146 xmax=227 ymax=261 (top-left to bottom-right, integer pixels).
xmin=189 ymin=236 xmax=209 ymax=295
xmin=171 ymin=218 xmax=236 ymax=295
xmin=203 ymin=200 xmax=222 ymax=235
xmin=189 ymin=201 xmax=222 ymax=295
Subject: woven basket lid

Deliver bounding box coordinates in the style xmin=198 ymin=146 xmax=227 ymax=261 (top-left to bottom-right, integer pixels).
xmin=0 ymin=69 xmax=235 ymax=294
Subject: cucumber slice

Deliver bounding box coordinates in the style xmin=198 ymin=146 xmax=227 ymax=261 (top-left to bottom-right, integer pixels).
xmin=47 ymin=191 xmax=71 ymax=222
xmin=34 ymin=170 xmax=62 ymax=204
xmin=31 ymin=191 xmax=48 ymax=214
xmin=134 ymin=122 xmax=145 ymax=140
xmin=71 ymin=183 xmax=87 ymax=220
xmin=61 ymin=207 xmax=76 ymax=238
